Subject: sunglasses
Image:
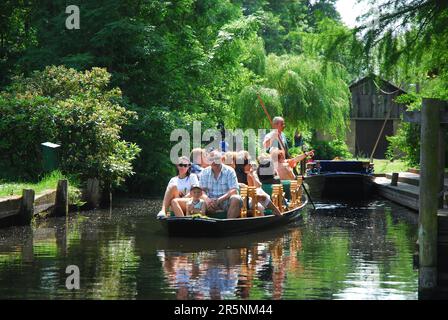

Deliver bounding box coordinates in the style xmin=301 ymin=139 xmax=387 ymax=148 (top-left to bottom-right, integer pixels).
xmin=177 ymin=163 xmax=190 ymax=168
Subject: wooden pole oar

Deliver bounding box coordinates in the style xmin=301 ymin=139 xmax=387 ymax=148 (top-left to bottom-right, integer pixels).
xmin=256 ymin=93 xmax=287 ymax=152
xmin=256 ymin=93 xmax=316 ymax=210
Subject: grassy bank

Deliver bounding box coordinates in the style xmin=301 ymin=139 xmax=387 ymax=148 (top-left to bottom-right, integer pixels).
xmin=372 ymin=159 xmax=411 ymax=174
xmin=350 ymin=158 xmax=410 ymax=174
xmin=0 ymin=171 xmax=81 ymax=201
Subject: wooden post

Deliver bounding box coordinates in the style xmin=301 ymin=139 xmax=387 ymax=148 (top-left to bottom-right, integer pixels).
xmin=390 ymin=173 xmax=399 ymax=186
xmin=300 ymin=159 xmax=306 ymax=176
xmin=54 ymin=179 xmax=68 ymax=217
xmin=439 ymin=125 xmax=446 ymax=208
xmin=86 ymin=178 xmax=100 ymax=209
xmin=419 ymin=98 xmax=440 ymax=294
xmin=240 ymin=186 xmax=248 ymax=218
xmin=18 ymin=189 xmax=34 ymax=225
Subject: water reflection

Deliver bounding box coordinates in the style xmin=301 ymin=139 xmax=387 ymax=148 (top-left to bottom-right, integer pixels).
xmin=0 ymin=198 xmax=418 ymax=299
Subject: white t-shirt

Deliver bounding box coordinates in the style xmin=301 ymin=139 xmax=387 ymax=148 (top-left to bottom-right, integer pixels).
xmin=263 ymin=130 xmax=287 ymax=151
xmin=168 ymin=174 xmax=199 ymax=195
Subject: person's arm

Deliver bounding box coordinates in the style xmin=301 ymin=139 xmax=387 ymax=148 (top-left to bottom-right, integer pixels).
xmin=217 ymin=188 xmax=237 ymax=204
xmin=247 ymin=170 xmax=262 ymax=188
xmin=287 ymin=150 xmax=314 ymax=167
xmin=217 ymin=169 xmax=239 ymax=205
xmin=200 ymin=200 xmax=207 ymax=215
xmin=262 ymin=130 xmax=277 ymax=149
xmin=186 ymin=202 xmax=193 ymax=215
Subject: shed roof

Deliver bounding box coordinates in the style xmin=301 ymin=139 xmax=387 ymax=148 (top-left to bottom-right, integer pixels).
xmin=349 ymin=74 xmax=406 ymax=94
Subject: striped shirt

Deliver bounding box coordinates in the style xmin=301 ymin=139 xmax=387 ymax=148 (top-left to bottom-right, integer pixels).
xmin=200 ymin=164 xmax=239 ymax=199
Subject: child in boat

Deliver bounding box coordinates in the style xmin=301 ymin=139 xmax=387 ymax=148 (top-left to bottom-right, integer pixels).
xmin=186 ymin=185 xmax=206 ymax=216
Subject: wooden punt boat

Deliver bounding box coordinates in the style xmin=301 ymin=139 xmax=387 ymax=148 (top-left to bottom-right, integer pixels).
xmin=305 ymin=160 xmax=375 ymax=200
xmin=157 ymin=181 xmax=308 ymax=237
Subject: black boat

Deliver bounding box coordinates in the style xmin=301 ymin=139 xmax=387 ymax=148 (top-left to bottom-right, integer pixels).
xmin=304 ymin=160 xmax=374 ymax=200
xmin=157 ymin=194 xmax=308 ymax=237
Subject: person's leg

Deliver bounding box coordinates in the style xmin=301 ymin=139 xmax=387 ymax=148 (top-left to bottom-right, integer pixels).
xmin=256 ymin=188 xmax=281 ymax=216
xmin=227 ymin=195 xmax=243 ymax=219
xmin=170 ymin=198 xmax=190 ymax=217
xmin=161 ymin=185 xmax=179 ymax=213
xmin=266 ymin=200 xmax=282 ymax=216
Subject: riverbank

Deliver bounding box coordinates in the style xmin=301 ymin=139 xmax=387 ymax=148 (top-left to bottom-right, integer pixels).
xmin=0 ymin=171 xmax=81 ymax=201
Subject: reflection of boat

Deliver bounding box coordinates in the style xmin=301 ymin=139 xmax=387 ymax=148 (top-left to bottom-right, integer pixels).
xmin=305 ymin=160 xmax=374 ymax=200
xmin=158 ymin=195 xmax=308 ymax=237
xmin=154 ymin=224 xmax=297 ymax=251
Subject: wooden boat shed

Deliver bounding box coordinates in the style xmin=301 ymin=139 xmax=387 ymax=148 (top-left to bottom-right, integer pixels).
xmin=346 ymin=75 xmax=407 ymax=159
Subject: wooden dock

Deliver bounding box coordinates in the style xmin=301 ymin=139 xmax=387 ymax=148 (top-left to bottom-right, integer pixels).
xmin=372 ymin=171 xmax=448 ymax=212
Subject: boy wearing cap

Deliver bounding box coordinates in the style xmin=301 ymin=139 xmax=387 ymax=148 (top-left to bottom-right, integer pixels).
xmin=186 ymin=185 xmax=206 ymax=215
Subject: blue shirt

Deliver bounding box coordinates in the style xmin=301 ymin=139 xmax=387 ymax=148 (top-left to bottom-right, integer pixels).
xmin=191 ymin=163 xmax=204 ymax=179
xmin=200 ymin=164 xmax=239 ymax=199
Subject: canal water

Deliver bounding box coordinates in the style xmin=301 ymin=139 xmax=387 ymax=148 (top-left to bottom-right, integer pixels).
xmin=0 ymin=198 xmax=418 ymax=299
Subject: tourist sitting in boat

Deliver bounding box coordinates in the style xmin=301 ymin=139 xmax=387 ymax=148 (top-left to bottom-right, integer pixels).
xmin=222 ymin=151 xmax=237 ymax=169
xmin=190 ymin=148 xmax=209 ymax=179
xmin=200 ymin=150 xmax=243 ymax=218
xmin=256 ymin=154 xmax=281 ymax=185
xmin=157 ymin=156 xmax=199 ymax=217
xmin=270 ymin=148 xmax=314 ymax=180
xmin=235 ymin=151 xmax=281 ymax=216
xmin=186 ymin=184 xmax=206 ymax=216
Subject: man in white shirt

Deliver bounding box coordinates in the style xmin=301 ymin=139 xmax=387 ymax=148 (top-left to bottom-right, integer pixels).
xmin=263 ymin=116 xmax=290 ymax=158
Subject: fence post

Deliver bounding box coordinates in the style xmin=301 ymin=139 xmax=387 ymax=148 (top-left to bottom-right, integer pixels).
xmin=54 ymin=179 xmax=68 ymax=216
xmin=18 ymin=189 xmax=35 ymax=225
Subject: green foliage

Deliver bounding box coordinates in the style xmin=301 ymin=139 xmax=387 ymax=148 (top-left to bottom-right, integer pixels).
xmin=386 ymin=122 xmax=420 ymax=167
xmin=0 ymin=0 xmax=351 ymax=194
xmin=310 ymin=139 xmax=352 ymax=160
xmin=234 ymin=54 xmax=350 ymax=138
xmin=0 ymin=66 xmax=140 ymax=187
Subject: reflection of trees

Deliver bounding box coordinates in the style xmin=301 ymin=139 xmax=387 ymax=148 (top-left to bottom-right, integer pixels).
xmin=0 ymin=198 xmax=418 ymax=300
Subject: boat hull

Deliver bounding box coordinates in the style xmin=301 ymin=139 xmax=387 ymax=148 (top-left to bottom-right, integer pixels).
xmin=305 ymin=173 xmax=374 ymax=200
xmin=158 ymin=196 xmax=307 ymax=237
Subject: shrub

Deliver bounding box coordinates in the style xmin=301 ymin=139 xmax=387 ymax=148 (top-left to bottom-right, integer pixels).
xmin=0 ymin=66 xmax=140 ymax=187
xmin=309 ymin=139 xmax=352 ymax=160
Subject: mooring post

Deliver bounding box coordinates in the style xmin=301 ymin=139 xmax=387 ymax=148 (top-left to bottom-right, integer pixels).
xmin=54 ymin=179 xmax=68 ymax=217
xmin=391 ymin=173 xmax=399 ymax=186
xmin=86 ymin=178 xmax=100 ymax=209
xmin=18 ymin=189 xmax=35 ymax=225
xmin=419 ymin=98 xmax=440 ymax=295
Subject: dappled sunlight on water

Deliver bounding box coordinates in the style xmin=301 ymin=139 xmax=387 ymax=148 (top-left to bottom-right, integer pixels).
xmin=0 ymin=197 xmax=418 ymax=299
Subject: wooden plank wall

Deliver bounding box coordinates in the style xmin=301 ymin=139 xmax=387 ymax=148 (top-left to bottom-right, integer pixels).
xmin=350 ymin=78 xmax=405 ymax=120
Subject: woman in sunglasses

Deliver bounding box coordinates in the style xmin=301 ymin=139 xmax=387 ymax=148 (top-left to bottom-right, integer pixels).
xmin=158 ymin=156 xmax=199 ymax=217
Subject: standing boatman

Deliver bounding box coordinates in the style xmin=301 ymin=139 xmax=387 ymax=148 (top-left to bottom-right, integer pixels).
xmin=263 ymin=116 xmax=290 ymax=158
xmin=263 ymin=116 xmax=314 ymax=171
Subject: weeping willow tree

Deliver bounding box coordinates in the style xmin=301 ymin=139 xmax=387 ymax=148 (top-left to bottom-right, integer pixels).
xmin=234 ymin=54 xmax=350 ymax=139
xmin=354 ymin=0 xmax=448 ymax=95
